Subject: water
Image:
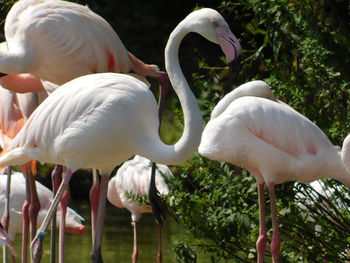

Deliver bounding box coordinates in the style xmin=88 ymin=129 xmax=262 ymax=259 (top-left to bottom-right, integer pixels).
xmin=5 ymin=199 xmax=211 ymax=263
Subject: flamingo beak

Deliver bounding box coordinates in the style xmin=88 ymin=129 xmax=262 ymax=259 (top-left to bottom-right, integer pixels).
xmin=0 ymin=224 xmax=17 ymax=257
xmin=216 ymin=26 xmax=242 ymax=78
xmin=0 ymin=73 xmax=7 ymax=77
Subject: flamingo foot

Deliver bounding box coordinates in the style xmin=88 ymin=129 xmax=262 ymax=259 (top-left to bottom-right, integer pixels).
xmin=31 ymin=233 xmax=45 ymax=263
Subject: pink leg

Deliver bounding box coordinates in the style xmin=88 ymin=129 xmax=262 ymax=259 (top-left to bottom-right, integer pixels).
xmin=1 ymin=167 xmax=12 ymax=232
xmin=91 ymin=173 xmax=109 ymax=263
xmin=50 ymin=165 xmax=63 ymax=263
xmin=1 ymin=167 xmax=12 ymax=263
xmin=256 ymin=183 xmax=267 ymax=263
xmin=156 ymin=223 xmax=162 ymax=263
xmin=132 ymin=222 xmax=138 ymax=263
xmin=89 ymin=169 xmax=100 ymax=243
xmin=31 ymin=169 xmax=74 ymax=263
xmin=21 ymin=170 xmax=31 ymax=263
xmin=59 ymin=187 xmax=70 ymax=263
xmin=268 ymin=183 xmax=281 ymax=263
xmin=28 ymin=169 xmax=40 ymax=241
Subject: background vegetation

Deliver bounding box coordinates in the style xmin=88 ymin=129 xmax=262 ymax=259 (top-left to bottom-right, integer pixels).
xmin=1 ymin=0 xmax=350 ymax=262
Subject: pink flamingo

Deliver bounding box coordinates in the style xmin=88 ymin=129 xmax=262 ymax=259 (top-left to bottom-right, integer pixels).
xmin=198 ymin=80 xmax=350 ymax=263
xmin=0 ymin=8 xmax=241 ymax=263
xmin=107 ymin=155 xmax=173 ymax=263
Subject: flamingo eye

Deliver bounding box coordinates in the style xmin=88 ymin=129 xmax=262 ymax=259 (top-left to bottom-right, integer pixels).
xmin=212 ymin=21 xmax=219 ymax=27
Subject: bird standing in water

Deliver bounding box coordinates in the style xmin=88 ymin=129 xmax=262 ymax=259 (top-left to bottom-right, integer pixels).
xmin=108 ymin=155 xmax=173 ymax=263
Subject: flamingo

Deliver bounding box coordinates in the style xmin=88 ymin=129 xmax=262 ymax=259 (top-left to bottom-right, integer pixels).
xmin=0 ymin=83 xmax=48 ymax=263
xmin=107 ymin=155 xmax=173 ymax=263
xmin=198 ymin=80 xmax=350 ymax=263
xmin=0 ymin=7 xmax=241 ymax=263
xmin=0 ymin=171 xmax=85 ymax=242
xmin=0 ymin=0 xmax=167 ymax=86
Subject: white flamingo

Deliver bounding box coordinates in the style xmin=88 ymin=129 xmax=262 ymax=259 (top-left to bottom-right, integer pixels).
xmin=0 ymin=172 xmax=85 ymax=242
xmin=198 ymin=80 xmax=350 ymax=263
xmin=107 ymin=155 xmax=173 ymax=263
xmin=0 ymin=7 xmax=241 ymax=263
xmin=0 ymin=0 xmax=166 ymax=86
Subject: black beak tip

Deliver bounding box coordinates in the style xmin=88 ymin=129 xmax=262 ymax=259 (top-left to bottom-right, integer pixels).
xmin=0 ymin=72 xmax=7 ymax=77
xmin=228 ymin=55 xmax=242 ymax=80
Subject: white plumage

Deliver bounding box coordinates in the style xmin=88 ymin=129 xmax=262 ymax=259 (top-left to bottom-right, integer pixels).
xmin=0 ymin=172 xmax=85 ymax=241
xmin=108 ymin=155 xmax=173 ymax=222
xmin=1 ymin=0 xmax=160 ymax=85
xmin=108 ymin=155 xmax=173 ymax=263
xmin=198 ymin=80 xmax=350 ymax=263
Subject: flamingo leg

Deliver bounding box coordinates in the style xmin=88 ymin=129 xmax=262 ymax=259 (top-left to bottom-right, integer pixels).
xmin=28 ymin=169 xmax=40 ymax=241
xmin=256 ymin=183 xmax=267 ymax=263
xmin=31 ymin=169 xmax=74 ymax=263
xmin=21 ymin=171 xmax=30 ymax=263
xmin=131 ymin=222 xmax=138 ymax=263
xmin=156 ymin=223 xmax=162 ymax=263
xmin=91 ymin=173 xmax=109 ymax=263
xmin=268 ymin=183 xmax=281 ymax=263
xmin=50 ymin=165 xmax=63 ymax=263
xmin=89 ymin=169 xmax=100 ymax=244
xmin=1 ymin=167 xmax=12 ymax=231
xmin=1 ymin=167 xmax=12 ymax=263
xmin=59 ymin=184 xmax=70 ymax=263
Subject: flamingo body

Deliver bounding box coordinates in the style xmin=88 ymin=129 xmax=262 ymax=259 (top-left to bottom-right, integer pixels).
xmin=107 ymin=155 xmax=173 ymax=263
xmin=199 ymin=81 xmax=348 ymax=186
xmin=2 ymin=73 xmax=161 ymax=173
xmin=0 ymin=83 xmax=46 ymax=156
xmin=108 ymin=155 xmax=173 ymax=222
xmin=2 ymin=0 xmax=159 ymax=85
xmin=198 ymin=80 xmax=350 ymax=262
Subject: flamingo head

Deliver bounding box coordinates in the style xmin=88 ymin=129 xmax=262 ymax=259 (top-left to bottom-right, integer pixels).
xmin=183 ymin=8 xmax=242 ymax=76
xmin=56 ymin=207 xmax=86 ymax=235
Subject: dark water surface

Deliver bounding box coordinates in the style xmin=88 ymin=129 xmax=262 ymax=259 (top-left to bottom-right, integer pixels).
xmin=5 ymin=199 xmax=211 ymax=263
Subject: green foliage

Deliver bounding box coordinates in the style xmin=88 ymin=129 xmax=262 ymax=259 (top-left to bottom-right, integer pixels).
xmin=172 ymin=240 xmax=197 ymax=263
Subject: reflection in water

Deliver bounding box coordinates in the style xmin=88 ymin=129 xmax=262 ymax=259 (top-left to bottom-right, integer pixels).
xmin=5 ymin=199 xmax=211 ymax=263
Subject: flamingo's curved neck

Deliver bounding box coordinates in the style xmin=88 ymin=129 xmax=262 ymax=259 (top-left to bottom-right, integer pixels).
xmin=141 ymin=21 xmax=204 ymax=165
xmin=0 ymin=50 xmax=30 ymax=74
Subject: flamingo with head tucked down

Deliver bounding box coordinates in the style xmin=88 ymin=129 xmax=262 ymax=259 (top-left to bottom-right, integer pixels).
xmin=198 ymin=80 xmax=350 ymax=263
xmin=0 ymin=0 xmax=167 ymax=86
xmin=0 ymin=7 xmax=241 ymax=263
xmin=107 ymin=155 xmax=173 ymax=263
xmin=0 ymin=172 xmax=85 ymax=241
